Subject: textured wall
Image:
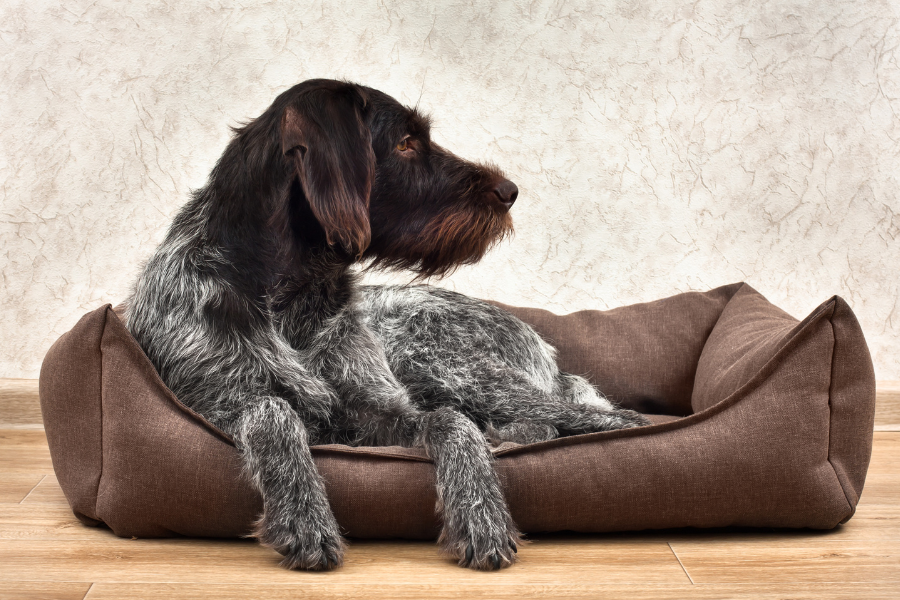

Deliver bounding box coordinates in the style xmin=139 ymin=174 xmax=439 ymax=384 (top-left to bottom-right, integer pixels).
xmin=2 ymin=0 xmax=899 ymax=379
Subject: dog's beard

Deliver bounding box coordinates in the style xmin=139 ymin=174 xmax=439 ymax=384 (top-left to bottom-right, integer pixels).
xmin=365 ymin=202 xmax=513 ymax=279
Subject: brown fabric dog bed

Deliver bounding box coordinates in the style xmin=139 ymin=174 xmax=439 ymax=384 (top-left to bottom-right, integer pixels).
xmin=38 ymin=282 xmax=876 ymax=539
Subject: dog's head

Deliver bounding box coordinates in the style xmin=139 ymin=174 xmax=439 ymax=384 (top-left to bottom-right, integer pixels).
xmin=275 ymin=79 xmax=516 ymax=277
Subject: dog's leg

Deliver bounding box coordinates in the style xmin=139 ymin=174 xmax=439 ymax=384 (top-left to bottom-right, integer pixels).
xmin=542 ymin=402 xmax=649 ymax=434
xmin=552 ymin=371 xmax=650 ymax=433
xmin=486 ymin=420 xmax=558 ymax=445
xmin=349 ymin=398 xmax=523 ymax=570
xmin=478 ymin=370 xmax=649 ymax=437
xmin=235 ymin=395 xmax=345 ymax=571
xmin=303 ymin=308 xmax=522 ymax=571
xmin=414 ymin=407 xmax=521 ymax=570
xmin=393 ymin=354 xmax=648 ymax=439
xmin=331 ymin=388 xmax=523 ymax=572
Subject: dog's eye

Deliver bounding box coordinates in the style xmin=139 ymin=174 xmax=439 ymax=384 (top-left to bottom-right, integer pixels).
xmin=396 ymin=138 xmax=410 ymax=152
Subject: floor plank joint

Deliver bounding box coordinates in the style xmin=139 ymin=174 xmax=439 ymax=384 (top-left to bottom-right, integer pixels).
xmin=668 ymin=541 xmax=694 ymax=584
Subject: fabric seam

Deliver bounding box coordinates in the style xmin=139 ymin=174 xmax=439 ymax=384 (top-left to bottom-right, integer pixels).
xmin=96 ymin=304 xmax=110 ymax=515
xmin=825 ymin=304 xmax=856 ymax=517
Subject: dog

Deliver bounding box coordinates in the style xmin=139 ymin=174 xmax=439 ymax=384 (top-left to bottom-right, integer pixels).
xmin=125 ymin=79 xmax=648 ymax=572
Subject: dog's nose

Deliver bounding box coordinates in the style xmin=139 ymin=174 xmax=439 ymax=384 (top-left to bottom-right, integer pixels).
xmin=492 ymin=180 xmax=518 ymax=210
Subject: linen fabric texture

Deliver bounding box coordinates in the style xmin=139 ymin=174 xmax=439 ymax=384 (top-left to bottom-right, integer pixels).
xmin=38 ymin=282 xmax=876 ymax=539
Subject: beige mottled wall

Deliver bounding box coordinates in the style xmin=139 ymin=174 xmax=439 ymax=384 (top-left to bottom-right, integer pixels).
xmin=1 ymin=0 xmax=899 ymax=379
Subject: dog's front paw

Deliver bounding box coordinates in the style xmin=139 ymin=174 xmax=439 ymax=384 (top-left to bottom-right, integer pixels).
xmin=254 ymin=513 xmax=346 ymax=571
xmin=440 ymin=504 xmax=522 ymax=571
xmin=278 ymin=529 xmax=346 ymax=571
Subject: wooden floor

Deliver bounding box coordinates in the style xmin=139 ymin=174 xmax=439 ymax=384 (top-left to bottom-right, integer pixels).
xmin=1 ymin=379 xmax=898 ymax=599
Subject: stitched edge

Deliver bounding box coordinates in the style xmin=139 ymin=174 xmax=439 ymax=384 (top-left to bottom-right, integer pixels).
xmin=825 ymin=300 xmax=858 ymax=522
xmin=96 ymin=303 xmax=110 ymax=517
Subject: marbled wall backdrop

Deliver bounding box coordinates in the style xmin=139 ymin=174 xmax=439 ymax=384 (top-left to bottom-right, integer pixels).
xmin=1 ymin=0 xmax=898 ymax=379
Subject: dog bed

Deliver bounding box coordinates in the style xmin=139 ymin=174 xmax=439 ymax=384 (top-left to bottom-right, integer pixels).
xmin=38 ymin=282 xmax=875 ymax=539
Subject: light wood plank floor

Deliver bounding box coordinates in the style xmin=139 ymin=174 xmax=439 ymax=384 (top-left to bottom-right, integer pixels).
xmin=1 ymin=379 xmax=898 ymax=599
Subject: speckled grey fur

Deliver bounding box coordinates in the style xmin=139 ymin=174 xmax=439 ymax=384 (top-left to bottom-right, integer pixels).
xmin=125 ymin=79 xmax=648 ymax=573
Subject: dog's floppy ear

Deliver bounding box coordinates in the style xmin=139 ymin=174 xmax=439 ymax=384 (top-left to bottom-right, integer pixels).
xmin=281 ymin=85 xmax=374 ymax=256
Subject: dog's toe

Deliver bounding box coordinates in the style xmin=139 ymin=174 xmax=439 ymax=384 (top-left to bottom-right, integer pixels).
xmin=449 ymin=531 xmax=521 ymax=571
xmin=324 ymin=546 xmax=343 ymax=569
xmin=279 ymin=540 xmax=345 ymax=571
xmin=267 ymin=526 xmax=346 ymax=571
xmin=459 ymin=545 xmax=517 ymax=571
